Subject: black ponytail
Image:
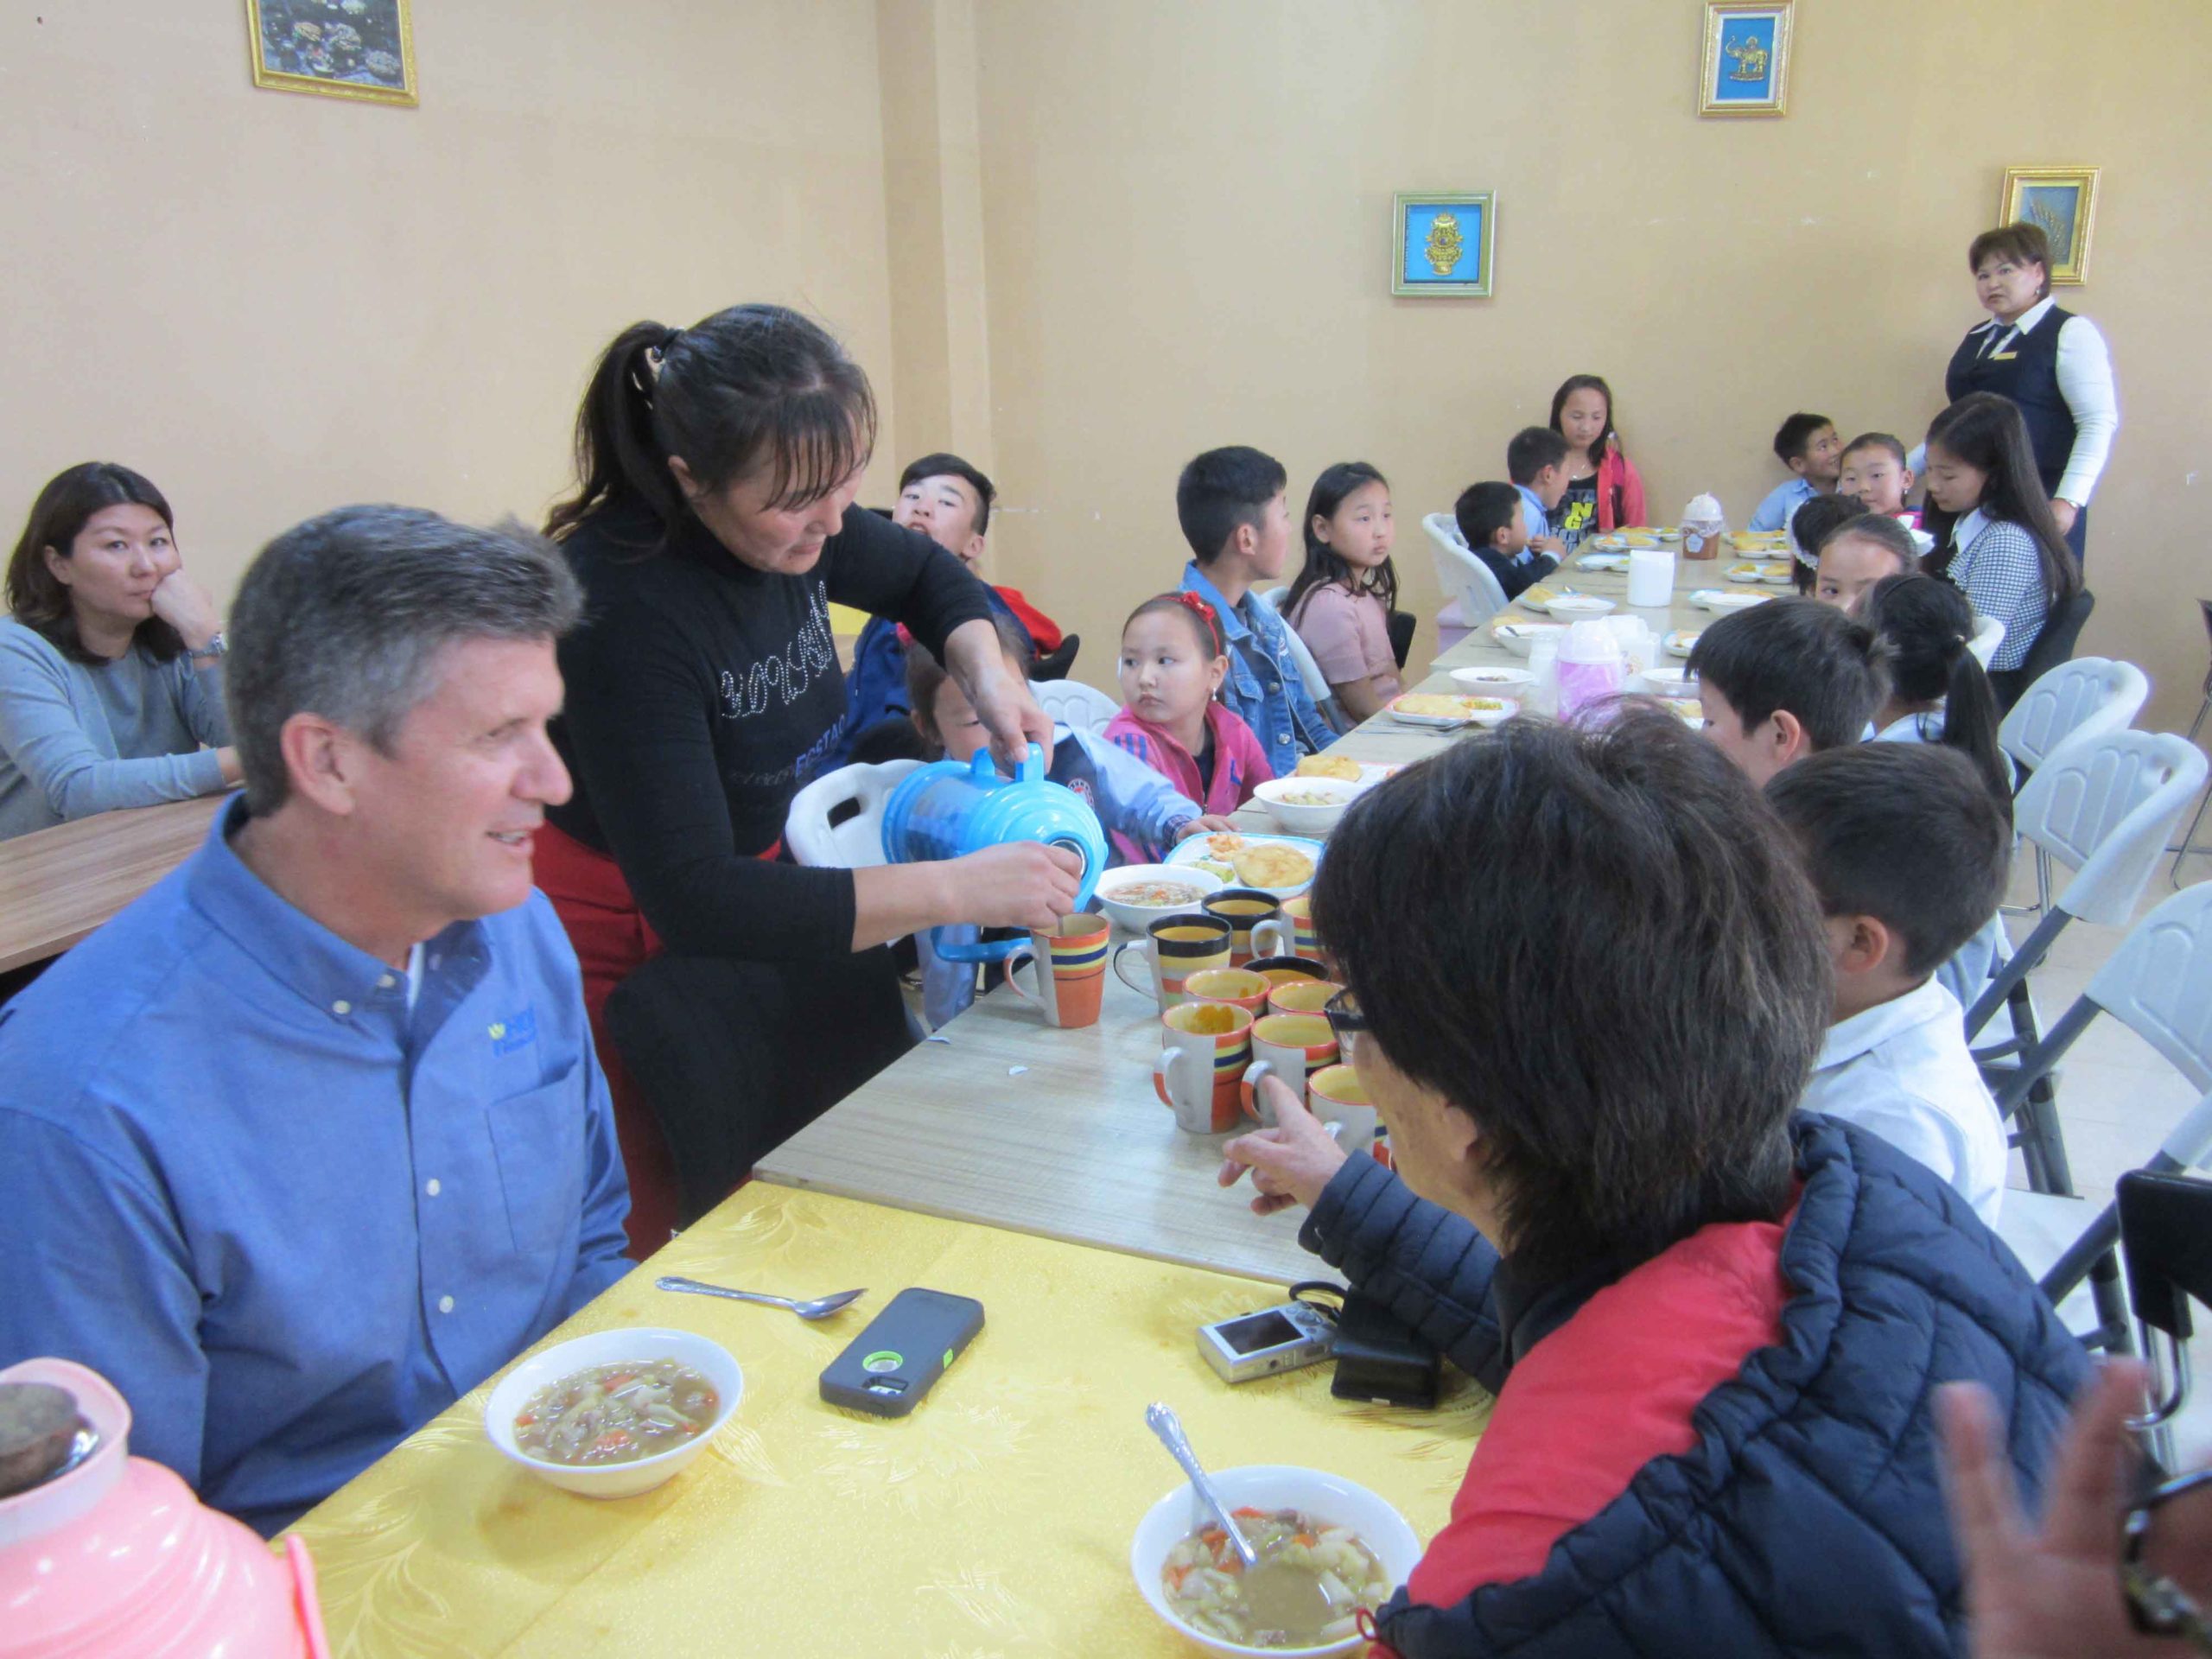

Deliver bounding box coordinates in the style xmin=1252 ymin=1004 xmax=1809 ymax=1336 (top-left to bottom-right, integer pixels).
xmin=1863 ymin=572 xmax=2012 ymax=817
xmin=544 ymin=304 xmax=878 ymax=549
xmin=1920 ymin=392 xmax=2080 ymax=613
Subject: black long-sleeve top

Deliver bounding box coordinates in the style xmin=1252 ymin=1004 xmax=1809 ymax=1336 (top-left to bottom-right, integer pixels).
xmin=548 ymin=498 xmax=996 ymax=961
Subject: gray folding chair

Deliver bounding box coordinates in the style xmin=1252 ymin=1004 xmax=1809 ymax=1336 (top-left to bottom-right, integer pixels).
xmin=1990 ymin=883 xmax=2212 ymax=1354
xmin=1998 ymin=657 xmax=2148 ymax=913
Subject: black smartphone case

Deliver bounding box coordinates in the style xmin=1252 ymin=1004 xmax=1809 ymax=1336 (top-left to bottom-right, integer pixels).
xmin=1329 ymin=1289 xmax=1443 ymax=1409
xmin=819 ymin=1287 xmax=985 ymax=1418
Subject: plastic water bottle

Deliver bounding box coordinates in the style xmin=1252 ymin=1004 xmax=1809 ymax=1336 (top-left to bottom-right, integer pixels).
xmin=1556 ymin=620 xmax=1625 ymax=723
xmin=1528 ymin=633 xmax=1562 ymax=716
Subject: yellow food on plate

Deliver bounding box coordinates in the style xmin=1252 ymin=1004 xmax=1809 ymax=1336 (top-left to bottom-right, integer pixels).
xmin=1661 ymin=698 xmax=1704 ymax=721
xmin=1233 ymin=843 xmax=1315 ymax=887
xmin=1617 ymin=532 xmax=1659 ymax=549
xmin=1190 ymin=859 xmax=1236 ymax=882
xmin=1295 ymin=753 xmax=1363 ymax=782
xmin=1520 ymin=584 xmax=1558 ymax=607
xmin=1392 ymin=692 xmax=1500 ymax=720
xmin=1205 ymin=832 xmax=1246 ymax=857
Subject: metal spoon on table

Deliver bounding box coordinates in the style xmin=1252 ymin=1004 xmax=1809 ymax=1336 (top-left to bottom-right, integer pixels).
xmin=655 ymin=1276 xmax=865 ymax=1320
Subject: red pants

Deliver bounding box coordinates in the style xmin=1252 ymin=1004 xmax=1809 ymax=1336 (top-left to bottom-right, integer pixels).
xmin=532 ymin=823 xmax=681 ymax=1259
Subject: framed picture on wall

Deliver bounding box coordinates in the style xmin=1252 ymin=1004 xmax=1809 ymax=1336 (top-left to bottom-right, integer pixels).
xmin=1392 ymin=193 xmax=1496 ymax=297
xmin=246 ymin=0 xmax=417 ymax=106
xmin=1999 ymin=167 xmax=2101 ymax=284
xmin=1699 ymin=1 xmax=1793 ymax=118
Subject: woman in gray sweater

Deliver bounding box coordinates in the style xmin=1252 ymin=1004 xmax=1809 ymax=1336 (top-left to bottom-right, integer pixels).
xmin=0 ymin=463 xmax=238 ymax=839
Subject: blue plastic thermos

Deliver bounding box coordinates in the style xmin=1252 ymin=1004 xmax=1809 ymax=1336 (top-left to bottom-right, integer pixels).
xmin=879 ymin=742 xmax=1107 ymax=963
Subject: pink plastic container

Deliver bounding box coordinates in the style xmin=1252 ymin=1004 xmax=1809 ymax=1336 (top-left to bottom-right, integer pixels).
xmin=0 ymin=1359 xmax=329 ymax=1659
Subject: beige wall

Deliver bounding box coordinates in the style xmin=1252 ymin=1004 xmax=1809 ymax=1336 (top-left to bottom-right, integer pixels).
xmin=6 ymin=1 xmax=2206 ymax=729
xmin=2 ymin=0 xmax=901 ymax=603
xmin=968 ymin=0 xmax=2212 ymax=729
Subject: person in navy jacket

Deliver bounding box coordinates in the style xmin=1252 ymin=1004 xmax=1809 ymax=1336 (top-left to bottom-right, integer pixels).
xmin=1221 ymin=709 xmax=2091 ymax=1657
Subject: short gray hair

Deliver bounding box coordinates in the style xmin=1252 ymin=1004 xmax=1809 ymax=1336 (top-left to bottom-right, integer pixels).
xmin=226 ymin=505 xmax=584 ymax=814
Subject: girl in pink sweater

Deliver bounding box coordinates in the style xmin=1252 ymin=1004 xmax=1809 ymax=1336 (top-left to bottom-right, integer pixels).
xmin=1107 ymin=593 xmax=1272 ymax=815
xmin=1548 ymin=373 xmax=1649 ymax=551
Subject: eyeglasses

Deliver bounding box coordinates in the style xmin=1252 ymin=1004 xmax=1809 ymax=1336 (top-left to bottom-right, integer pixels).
xmin=1323 ymin=988 xmax=1368 ymax=1054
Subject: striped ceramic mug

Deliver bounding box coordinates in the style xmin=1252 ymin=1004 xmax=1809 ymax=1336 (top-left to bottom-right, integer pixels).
xmin=1279 ymin=891 xmax=1325 ymax=965
xmin=1112 ymin=915 xmax=1233 ymax=1013
xmin=1152 ymin=1001 xmax=1253 ymax=1135
xmin=1005 ymin=911 xmax=1110 ymax=1028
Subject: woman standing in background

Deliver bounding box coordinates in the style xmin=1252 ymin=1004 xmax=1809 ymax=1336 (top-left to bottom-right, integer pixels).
xmin=1942 ymin=222 xmax=2117 ymax=563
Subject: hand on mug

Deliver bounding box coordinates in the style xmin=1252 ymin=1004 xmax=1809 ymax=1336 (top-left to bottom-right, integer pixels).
xmin=947 ymin=841 xmax=1084 ymax=931
xmin=1217 ymin=1078 xmax=1349 ymax=1217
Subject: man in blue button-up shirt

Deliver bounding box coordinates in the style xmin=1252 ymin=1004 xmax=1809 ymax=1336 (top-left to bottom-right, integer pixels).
xmin=1175 ymin=447 xmax=1332 ymax=778
xmin=0 ymin=506 xmax=631 ymax=1534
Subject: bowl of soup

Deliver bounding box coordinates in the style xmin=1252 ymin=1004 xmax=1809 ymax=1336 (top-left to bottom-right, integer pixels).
xmin=1131 ymin=1465 xmax=1421 ymax=1655
xmin=1096 ymin=864 xmax=1224 ymax=932
xmin=1251 ymin=779 xmax=1357 ymax=837
xmin=485 ymin=1326 xmax=741 ymax=1499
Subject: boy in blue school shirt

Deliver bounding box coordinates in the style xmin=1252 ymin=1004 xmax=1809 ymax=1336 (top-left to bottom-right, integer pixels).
xmin=1454 ymin=480 xmax=1558 ymax=600
xmin=1176 ymin=446 xmax=1332 ymax=778
xmin=1749 ymin=411 xmax=1843 ymax=531
xmin=0 ymin=507 xmax=631 ymax=1535
xmin=1507 ymin=426 xmax=1573 ymax=558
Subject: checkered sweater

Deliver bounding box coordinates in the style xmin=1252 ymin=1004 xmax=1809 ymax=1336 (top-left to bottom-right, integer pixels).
xmin=1945 ymin=518 xmax=2048 ymax=671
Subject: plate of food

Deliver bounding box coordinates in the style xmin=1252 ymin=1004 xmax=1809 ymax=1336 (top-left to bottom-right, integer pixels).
xmin=1655 ymin=696 xmax=1706 ymax=728
xmin=1449 ymin=664 xmax=1535 ymax=692
xmin=1689 ymin=588 xmax=1772 ymax=613
xmin=1665 ymin=629 xmax=1702 ymax=658
xmin=1516 ymin=582 xmax=1562 ymax=612
xmin=1726 ymin=531 xmax=1788 ymax=554
xmin=1636 ymin=664 xmax=1697 ymax=696
xmin=485 ymin=1327 xmax=742 ymax=1499
xmin=1387 ymin=691 xmax=1517 ymax=729
xmin=1726 ymin=562 xmax=1794 ymax=587
xmin=1543 ymin=593 xmax=1617 ymax=619
xmin=1492 ymin=621 xmax=1566 ymax=658
xmin=1575 ymin=551 xmax=1631 ymax=573
xmin=1588 ymin=531 xmax=1660 ymax=551
xmin=1166 ymin=831 xmax=1325 ymax=899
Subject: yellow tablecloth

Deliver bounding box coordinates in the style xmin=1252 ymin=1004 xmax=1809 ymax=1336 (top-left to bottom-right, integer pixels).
xmin=290 ymin=1185 xmax=1490 ymax=1656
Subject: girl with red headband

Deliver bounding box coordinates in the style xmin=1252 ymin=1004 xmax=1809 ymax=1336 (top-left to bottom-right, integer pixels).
xmin=1106 ymin=592 xmax=1273 ymax=815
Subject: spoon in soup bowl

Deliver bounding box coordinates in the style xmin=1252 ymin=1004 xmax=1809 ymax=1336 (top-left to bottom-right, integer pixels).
xmin=655 ymin=1277 xmax=865 ymax=1319
xmin=1145 ymin=1403 xmax=1336 ymax=1635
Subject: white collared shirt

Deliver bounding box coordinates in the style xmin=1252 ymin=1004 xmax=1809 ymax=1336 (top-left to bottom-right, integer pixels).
xmin=1800 ymin=978 xmax=2006 ymax=1224
xmin=1964 ymin=296 xmax=2120 ymax=505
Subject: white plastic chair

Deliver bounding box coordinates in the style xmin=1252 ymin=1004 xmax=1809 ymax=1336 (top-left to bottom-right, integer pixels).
xmin=1251 ymin=587 xmax=1346 ymax=731
xmin=1990 ymin=882 xmax=2212 ymax=1351
xmin=1999 ymin=657 xmax=2151 ymax=912
xmin=1968 ymin=729 xmax=2209 ymax=1050
xmin=1421 ymin=512 xmax=1510 ymax=630
xmin=784 ymin=759 xmax=922 ymax=869
xmin=1028 ymin=677 xmax=1119 ymax=737
xmin=1966 ymin=614 xmax=2005 ymax=668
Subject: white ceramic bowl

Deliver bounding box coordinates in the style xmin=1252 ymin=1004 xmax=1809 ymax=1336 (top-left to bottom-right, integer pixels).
xmin=1636 ymin=665 xmax=1697 ymax=696
xmin=1492 ymin=622 xmax=1564 ymax=658
xmin=1449 ymin=664 xmax=1535 ymax=692
xmin=486 ymin=1326 xmax=742 ymax=1499
xmin=1543 ymin=594 xmax=1617 ymax=620
xmin=1691 ymin=589 xmax=1770 ymax=613
xmin=1252 ymin=778 xmax=1357 ymax=836
xmin=1095 ymin=863 xmax=1224 ymax=931
xmin=1131 ymin=1465 xmax=1422 ymax=1657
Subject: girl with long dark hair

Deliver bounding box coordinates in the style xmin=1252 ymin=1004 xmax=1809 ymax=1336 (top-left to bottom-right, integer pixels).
xmin=1547 ymin=374 xmax=1649 ymax=551
xmin=1920 ymin=391 xmax=2082 ymax=704
xmin=537 ymin=303 xmax=1073 ymax=1245
xmin=0 ymin=463 xmax=238 ymax=839
xmin=1283 ymin=461 xmax=1403 ymax=720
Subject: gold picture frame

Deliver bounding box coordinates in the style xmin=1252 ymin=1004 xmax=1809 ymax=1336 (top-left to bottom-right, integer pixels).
xmin=1999 ymin=166 xmax=2101 ymax=285
xmin=1700 ymin=1 xmax=1793 ymax=118
xmin=1391 ymin=192 xmax=1497 ymax=298
xmin=246 ymin=0 xmax=417 ymax=107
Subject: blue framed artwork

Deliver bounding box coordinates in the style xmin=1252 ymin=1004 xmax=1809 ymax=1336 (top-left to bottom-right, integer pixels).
xmin=1700 ymin=1 xmax=1792 ymax=118
xmin=2001 ymin=167 xmax=2101 ymax=285
xmin=1392 ymin=193 xmax=1495 ymax=298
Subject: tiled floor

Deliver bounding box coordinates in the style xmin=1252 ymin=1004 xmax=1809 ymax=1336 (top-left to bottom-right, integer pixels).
xmin=2000 ymin=845 xmax=2212 ymax=1460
